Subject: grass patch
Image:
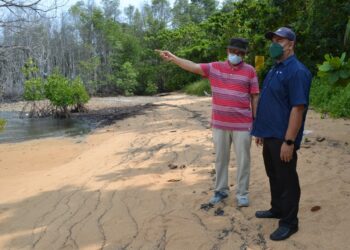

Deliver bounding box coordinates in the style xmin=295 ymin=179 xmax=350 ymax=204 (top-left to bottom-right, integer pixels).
xmin=183 ymin=79 xmax=211 ymax=96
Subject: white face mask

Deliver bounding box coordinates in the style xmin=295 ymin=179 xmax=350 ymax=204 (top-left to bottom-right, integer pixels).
xmin=228 ymin=53 xmax=242 ymax=65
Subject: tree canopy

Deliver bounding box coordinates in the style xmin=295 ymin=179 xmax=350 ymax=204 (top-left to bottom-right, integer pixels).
xmin=0 ymin=0 xmax=349 ymax=98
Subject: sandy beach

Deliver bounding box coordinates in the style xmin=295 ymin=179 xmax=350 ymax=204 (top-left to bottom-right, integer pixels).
xmin=0 ymin=93 xmax=349 ymax=250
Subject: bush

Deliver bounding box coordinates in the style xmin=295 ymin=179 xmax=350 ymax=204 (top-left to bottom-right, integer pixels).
xmin=183 ymin=79 xmax=211 ymax=96
xmin=44 ymin=72 xmax=90 ymax=116
xmin=310 ymin=79 xmax=332 ymax=111
xmin=0 ymin=118 xmax=6 ymax=132
xmin=145 ymin=82 xmax=158 ymax=95
xmin=310 ymin=78 xmax=350 ymax=118
xmin=71 ymin=77 xmax=90 ymax=107
xmin=45 ymin=73 xmax=73 ymax=113
xmin=327 ymin=83 xmax=350 ymax=117
xmin=311 ymin=53 xmax=350 ymax=118
xmin=23 ymin=77 xmax=45 ymax=101
xmin=317 ymin=53 xmax=350 ymax=86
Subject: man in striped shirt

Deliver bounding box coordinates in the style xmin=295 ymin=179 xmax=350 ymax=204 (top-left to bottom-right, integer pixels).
xmin=156 ymin=38 xmax=259 ymax=207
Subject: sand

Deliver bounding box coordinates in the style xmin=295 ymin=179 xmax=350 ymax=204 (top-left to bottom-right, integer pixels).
xmin=0 ymin=93 xmax=349 ymax=250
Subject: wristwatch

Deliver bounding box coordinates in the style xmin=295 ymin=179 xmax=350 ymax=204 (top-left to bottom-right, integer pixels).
xmin=284 ymin=139 xmax=295 ymax=145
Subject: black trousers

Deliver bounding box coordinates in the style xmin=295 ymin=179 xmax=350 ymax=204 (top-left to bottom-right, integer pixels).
xmin=263 ymin=138 xmax=300 ymax=229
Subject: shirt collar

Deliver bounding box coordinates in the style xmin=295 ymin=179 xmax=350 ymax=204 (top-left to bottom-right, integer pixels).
xmin=276 ymin=55 xmax=296 ymax=67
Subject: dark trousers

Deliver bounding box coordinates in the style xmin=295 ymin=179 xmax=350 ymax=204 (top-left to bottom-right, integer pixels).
xmin=263 ymin=138 xmax=300 ymax=229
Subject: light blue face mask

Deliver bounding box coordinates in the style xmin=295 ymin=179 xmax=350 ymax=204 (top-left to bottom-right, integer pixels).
xmin=228 ymin=53 xmax=242 ymax=65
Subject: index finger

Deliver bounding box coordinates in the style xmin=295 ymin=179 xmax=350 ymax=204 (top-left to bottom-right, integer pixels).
xmin=154 ymin=49 xmax=163 ymax=54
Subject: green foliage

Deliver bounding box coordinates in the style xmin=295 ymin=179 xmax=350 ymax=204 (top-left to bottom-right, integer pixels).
xmin=301 ymin=0 xmax=350 ymax=72
xmin=183 ymin=79 xmax=211 ymax=96
xmin=344 ymin=17 xmax=350 ymax=46
xmin=188 ymin=0 xmax=218 ymax=24
xmin=328 ymin=84 xmax=350 ymax=117
xmin=23 ymin=78 xmax=45 ymax=101
xmin=221 ymin=0 xmax=279 ymax=61
xmin=71 ymin=77 xmax=90 ymax=106
xmin=22 ymin=58 xmax=45 ymax=101
xmin=45 ymin=72 xmax=74 ymax=110
xmin=118 ymin=33 xmax=142 ymax=71
xmin=22 ymin=57 xmax=39 ymax=80
xmin=115 ymin=62 xmax=139 ymax=96
xmin=45 ymin=72 xmax=90 ymax=115
xmin=70 ymin=3 xmax=123 ymax=95
xmin=21 ymin=0 xmax=350 ymax=114
xmin=0 ymin=118 xmax=6 ymax=132
xmin=317 ymin=53 xmax=350 ymax=85
xmin=256 ymin=58 xmax=274 ymax=86
xmin=310 ymin=79 xmax=334 ymax=111
xmin=147 ymin=22 xmax=216 ymax=92
xmin=145 ymin=82 xmax=158 ymax=95
xmin=172 ymin=0 xmax=191 ymax=28
xmin=310 ymin=78 xmax=350 ymax=118
xmin=78 ymin=56 xmax=101 ymax=93
xmin=21 ymin=56 xmax=90 ymax=116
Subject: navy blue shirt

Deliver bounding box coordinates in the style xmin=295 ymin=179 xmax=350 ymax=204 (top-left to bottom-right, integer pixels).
xmin=251 ymin=55 xmax=312 ymax=149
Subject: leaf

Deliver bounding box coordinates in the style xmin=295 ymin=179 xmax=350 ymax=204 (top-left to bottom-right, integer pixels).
xmin=328 ymin=73 xmax=339 ymax=85
xmin=329 ymin=57 xmax=342 ymax=69
xmin=325 ymin=54 xmax=331 ymax=61
xmin=340 ymin=52 xmax=346 ymax=63
xmin=318 ymin=62 xmax=331 ymax=72
xmin=317 ymin=71 xmax=327 ymax=78
xmin=344 ymin=17 xmax=350 ymax=46
xmin=339 ymin=70 xmax=350 ymax=79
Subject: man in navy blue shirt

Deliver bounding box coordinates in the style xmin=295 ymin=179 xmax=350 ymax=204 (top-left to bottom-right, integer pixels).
xmin=251 ymin=27 xmax=312 ymax=241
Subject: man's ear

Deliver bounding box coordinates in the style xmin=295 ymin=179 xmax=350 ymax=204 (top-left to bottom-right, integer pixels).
xmin=289 ymin=40 xmax=296 ymax=49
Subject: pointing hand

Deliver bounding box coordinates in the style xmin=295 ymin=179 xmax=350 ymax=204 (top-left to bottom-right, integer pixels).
xmin=155 ymin=49 xmax=175 ymax=62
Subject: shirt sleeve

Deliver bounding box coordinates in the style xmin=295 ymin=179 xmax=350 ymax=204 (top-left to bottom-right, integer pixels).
xmin=288 ymin=69 xmax=311 ymax=106
xmin=199 ymin=63 xmax=211 ymax=78
xmin=249 ymin=68 xmax=260 ymax=94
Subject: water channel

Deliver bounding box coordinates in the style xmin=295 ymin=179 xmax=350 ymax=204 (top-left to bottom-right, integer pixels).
xmin=0 ymin=111 xmax=91 ymax=143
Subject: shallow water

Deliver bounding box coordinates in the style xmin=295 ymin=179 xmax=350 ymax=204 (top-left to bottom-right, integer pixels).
xmin=0 ymin=111 xmax=91 ymax=143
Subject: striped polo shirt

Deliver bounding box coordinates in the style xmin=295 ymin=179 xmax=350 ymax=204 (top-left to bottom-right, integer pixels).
xmin=200 ymin=61 xmax=259 ymax=131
